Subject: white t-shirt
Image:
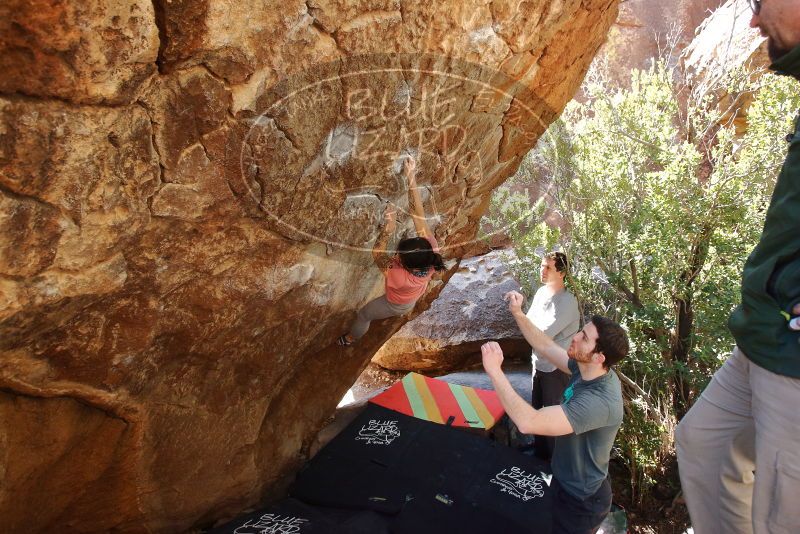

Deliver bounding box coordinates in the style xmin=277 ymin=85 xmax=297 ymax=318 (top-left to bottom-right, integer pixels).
xmin=525 ymin=286 xmax=580 ymax=372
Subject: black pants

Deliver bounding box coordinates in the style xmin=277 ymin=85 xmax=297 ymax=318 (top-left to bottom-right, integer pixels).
xmin=551 ymin=477 xmax=612 ymax=534
xmin=531 ymin=368 xmax=572 ymax=461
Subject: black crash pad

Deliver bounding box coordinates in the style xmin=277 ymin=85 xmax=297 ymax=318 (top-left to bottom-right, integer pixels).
xmin=208 ymin=497 xmax=391 ymax=534
xmin=289 ymin=404 xmax=553 ymax=533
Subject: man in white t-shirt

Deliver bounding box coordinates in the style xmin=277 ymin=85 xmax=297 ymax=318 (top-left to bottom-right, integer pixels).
xmin=526 ymin=252 xmax=580 ymax=461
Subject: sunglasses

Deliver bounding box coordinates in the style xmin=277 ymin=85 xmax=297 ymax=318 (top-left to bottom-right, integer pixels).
xmin=748 ymin=0 xmax=761 ymax=14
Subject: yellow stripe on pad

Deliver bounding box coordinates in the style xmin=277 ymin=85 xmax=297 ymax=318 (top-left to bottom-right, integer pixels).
xmin=462 ymin=386 xmax=495 ymax=429
xmin=410 ymin=373 xmax=444 ymax=424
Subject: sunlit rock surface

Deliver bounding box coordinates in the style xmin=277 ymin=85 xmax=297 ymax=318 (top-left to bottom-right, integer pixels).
xmin=592 ymin=0 xmax=726 ymax=85
xmin=0 ymin=0 xmax=620 ymax=531
xmin=682 ymin=0 xmax=768 ymax=134
xmin=682 ymin=0 xmax=768 ymax=92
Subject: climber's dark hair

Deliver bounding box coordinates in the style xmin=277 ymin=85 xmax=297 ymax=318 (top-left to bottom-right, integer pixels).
xmin=397 ymin=237 xmax=446 ymax=272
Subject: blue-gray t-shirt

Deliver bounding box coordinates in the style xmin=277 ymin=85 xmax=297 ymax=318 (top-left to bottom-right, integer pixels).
xmin=550 ymin=359 xmax=623 ymax=500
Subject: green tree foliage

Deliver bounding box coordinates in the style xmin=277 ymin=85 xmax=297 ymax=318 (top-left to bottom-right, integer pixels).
xmin=485 ymin=60 xmax=800 ymax=500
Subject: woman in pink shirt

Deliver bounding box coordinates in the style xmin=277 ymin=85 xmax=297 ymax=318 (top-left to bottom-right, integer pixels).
xmin=338 ymin=157 xmax=445 ymax=346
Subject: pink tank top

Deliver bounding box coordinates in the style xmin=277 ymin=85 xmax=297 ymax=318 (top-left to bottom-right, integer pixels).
xmin=384 ymin=236 xmax=440 ymax=305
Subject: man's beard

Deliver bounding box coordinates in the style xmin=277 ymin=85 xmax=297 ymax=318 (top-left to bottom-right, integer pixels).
xmin=568 ymin=346 xmax=591 ymax=363
xmin=768 ymin=38 xmax=791 ymax=63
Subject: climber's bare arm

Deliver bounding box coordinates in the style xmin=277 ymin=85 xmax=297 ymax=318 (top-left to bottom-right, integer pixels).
xmin=372 ymin=206 xmax=396 ymax=271
xmin=404 ymin=158 xmax=432 ymax=239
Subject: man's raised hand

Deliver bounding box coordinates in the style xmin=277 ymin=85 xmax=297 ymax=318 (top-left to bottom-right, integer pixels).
xmin=481 ymin=341 xmax=504 ymax=375
xmin=504 ymin=290 xmax=525 ymax=315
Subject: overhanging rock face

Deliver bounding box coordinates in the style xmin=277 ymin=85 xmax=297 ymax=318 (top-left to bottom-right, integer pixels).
xmin=0 ymin=1 xmax=619 ymax=531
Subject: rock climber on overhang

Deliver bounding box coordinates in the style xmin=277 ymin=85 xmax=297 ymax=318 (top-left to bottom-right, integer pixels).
xmin=337 ymin=155 xmax=445 ymax=346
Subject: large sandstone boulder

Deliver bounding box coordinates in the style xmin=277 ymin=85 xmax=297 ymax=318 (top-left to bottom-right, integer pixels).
xmin=592 ymin=0 xmax=726 ymax=86
xmin=682 ymin=0 xmax=768 ymax=92
xmin=0 ymin=0 xmax=160 ymax=104
xmin=682 ymin=0 xmax=768 ymax=135
xmin=373 ymin=250 xmax=530 ymax=373
xmin=0 ymin=1 xmax=620 ymax=532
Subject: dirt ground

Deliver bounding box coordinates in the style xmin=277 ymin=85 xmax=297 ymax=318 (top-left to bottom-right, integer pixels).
xmin=609 ymin=456 xmax=691 ymax=533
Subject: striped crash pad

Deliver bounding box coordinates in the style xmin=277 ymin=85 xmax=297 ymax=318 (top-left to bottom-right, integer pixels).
xmin=369 ymin=372 xmax=505 ymax=429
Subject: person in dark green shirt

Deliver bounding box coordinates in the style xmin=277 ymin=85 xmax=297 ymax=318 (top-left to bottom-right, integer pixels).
xmin=483 ymin=290 xmax=629 ymax=534
xmin=676 ymin=2 xmax=800 ymax=533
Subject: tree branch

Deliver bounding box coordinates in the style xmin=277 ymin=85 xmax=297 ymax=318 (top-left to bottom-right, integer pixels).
xmin=630 ymin=258 xmax=640 ymax=305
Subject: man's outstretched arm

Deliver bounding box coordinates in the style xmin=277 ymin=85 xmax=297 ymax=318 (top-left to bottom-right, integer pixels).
xmin=506 ymin=291 xmax=571 ymax=374
xmin=482 ymin=342 xmax=574 ymax=436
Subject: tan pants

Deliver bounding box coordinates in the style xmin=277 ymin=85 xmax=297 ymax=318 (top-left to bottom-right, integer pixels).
xmin=347 ymin=295 xmax=415 ymax=340
xmin=676 ymin=347 xmax=800 ymax=534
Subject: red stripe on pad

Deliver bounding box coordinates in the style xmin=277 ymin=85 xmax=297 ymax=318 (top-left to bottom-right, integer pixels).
xmin=369 ymin=380 xmax=414 ymax=417
xmin=422 ymin=375 xmax=468 ymax=427
xmin=474 ymin=387 xmax=505 ymax=421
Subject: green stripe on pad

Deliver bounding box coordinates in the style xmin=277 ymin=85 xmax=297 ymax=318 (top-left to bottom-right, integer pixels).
xmin=402 ymin=373 xmax=428 ymax=420
xmin=447 ymin=382 xmax=483 ymax=428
